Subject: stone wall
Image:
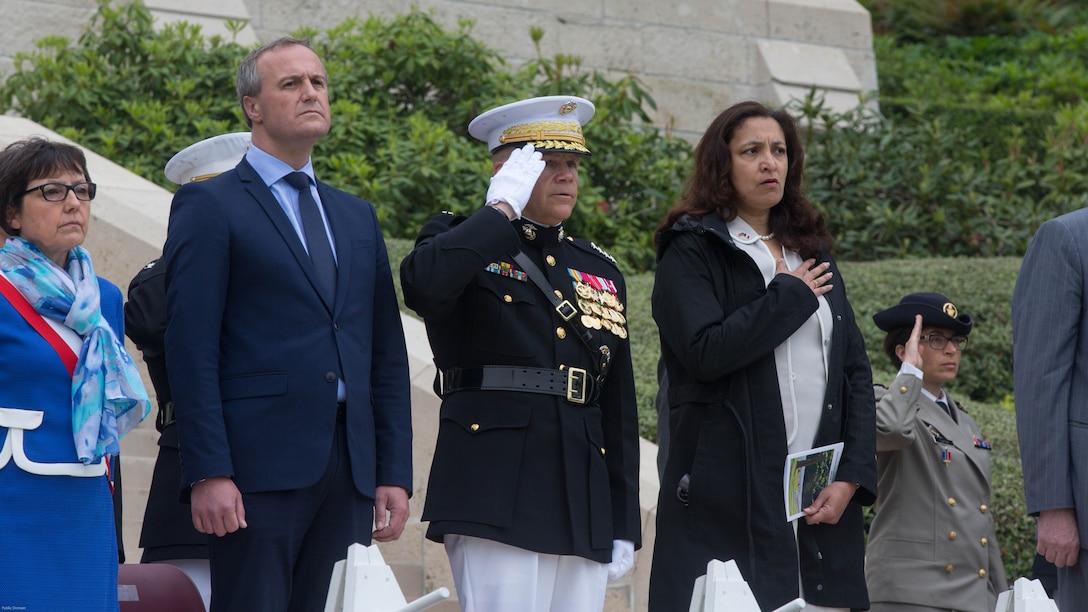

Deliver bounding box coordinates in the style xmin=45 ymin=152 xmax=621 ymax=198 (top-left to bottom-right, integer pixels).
xmin=0 ymin=0 xmax=874 ymax=141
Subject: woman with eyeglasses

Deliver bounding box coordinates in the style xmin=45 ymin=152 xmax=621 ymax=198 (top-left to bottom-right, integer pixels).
xmin=0 ymin=137 xmax=150 ymax=610
xmin=867 ymin=292 xmax=1007 ymax=612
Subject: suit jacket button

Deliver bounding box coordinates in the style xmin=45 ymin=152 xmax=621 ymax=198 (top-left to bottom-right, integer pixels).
xmin=546 ymin=255 xmax=557 ymax=266
xmin=948 ymin=531 xmax=957 ymax=540
xmin=325 ymin=372 xmax=336 ymax=383
xmin=947 ymin=497 xmax=956 ymax=507
xmin=979 ymin=504 xmax=988 ymax=513
xmin=333 ymin=322 xmax=341 ymax=331
xmin=470 ymin=423 xmax=480 ymax=432
xmin=978 ymin=569 xmax=987 ymax=578
xmin=980 ymin=537 xmax=988 ymax=547
xmin=899 ymin=386 xmax=908 ymax=394
xmin=556 ymin=327 xmax=566 ymax=339
xmin=503 ymin=294 xmax=512 ymax=303
xmin=945 ymin=564 xmax=954 ymax=573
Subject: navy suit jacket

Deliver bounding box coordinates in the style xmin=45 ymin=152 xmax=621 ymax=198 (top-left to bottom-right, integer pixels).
xmin=162 ymin=158 xmax=411 ymax=499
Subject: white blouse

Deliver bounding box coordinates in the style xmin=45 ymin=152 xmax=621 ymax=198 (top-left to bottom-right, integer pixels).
xmin=727 ymin=218 xmax=833 ymax=454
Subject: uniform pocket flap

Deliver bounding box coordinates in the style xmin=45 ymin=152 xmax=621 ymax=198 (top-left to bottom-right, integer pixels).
xmin=220 ymin=372 xmax=288 ymax=401
xmin=441 ymin=401 xmax=532 ymax=434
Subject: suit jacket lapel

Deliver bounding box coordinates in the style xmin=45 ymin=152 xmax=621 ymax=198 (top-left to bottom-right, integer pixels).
xmin=237 ymin=159 xmax=334 ymax=312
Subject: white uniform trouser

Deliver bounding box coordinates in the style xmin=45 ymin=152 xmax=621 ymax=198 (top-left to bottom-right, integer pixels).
xmin=445 ymin=534 xmax=609 ymax=612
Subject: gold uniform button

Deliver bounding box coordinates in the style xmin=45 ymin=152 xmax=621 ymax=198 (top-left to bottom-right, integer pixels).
xmin=553 ymin=289 xmax=563 ymax=299
xmin=980 ymin=537 xmax=988 ymax=547
xmin=556 ymin=327 xmax=566 ymax=339
xmin=948 ymin=497 xmax=956 ymax=507
xmin=979 ymin=504 xmax=988 ymax=513
xmin=503 ymin=294 xmax=512 ymax=303
xmin=948 ymin=531 xmax=957 ymax=540
xmin=600 ymin=447 xmax=606 ymax=455
xmin=546 ymin=255 xmax=557 ymax=266
xmin=899 ymin=386 xmax=908 ymax=394
xmin=978 ymin=569 xmax=986 ymax=578
xmin=945 ymin=564 xmax=954 ymax=573
xmin=470 ymin=423 xmax=480 ymax=432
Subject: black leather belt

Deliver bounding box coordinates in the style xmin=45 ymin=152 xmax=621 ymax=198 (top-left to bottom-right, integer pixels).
xmin=440 ymin=366 xmax=599 ymax=405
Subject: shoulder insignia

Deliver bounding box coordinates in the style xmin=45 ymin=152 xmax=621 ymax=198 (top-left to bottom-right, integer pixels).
xmin=142 ymin=260 xmax=158 ymax=270
xmin=590 ymin=242 xmax=617 ymax=264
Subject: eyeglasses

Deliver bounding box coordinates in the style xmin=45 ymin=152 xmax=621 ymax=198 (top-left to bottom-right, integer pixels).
xmin=23 ymin=182 xmax=97 ymax=202
xmin=921 ymin=332 xmax=968 ymax=351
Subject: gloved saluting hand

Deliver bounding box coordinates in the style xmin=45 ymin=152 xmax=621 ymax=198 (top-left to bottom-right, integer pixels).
xmin=607 ymin=539 xmax=635 ymax=581
xmin=485 ymin=143 xmax=545 ymax=219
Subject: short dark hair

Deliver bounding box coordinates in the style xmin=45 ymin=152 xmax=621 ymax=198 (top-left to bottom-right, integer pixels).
xmin=0 ymin=137 xmax=90 ymax=236
xmin=656 ymin=100 xmax=831 ymax=258
xmin=882 ymin=326 xmax=913 ymax=369
xmin=236 ymin=36 xmax=316 ymax=129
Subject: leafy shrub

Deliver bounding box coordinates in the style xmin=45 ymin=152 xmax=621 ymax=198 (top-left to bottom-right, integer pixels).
xmin=794 ymin=92 xmax=1088 ymax=262
xmin=0 ymin=0 xmax=247 ymax=187
xmin=0 ymin=0 xmax=690 ymax=273
xmin=861 ymin=0 xmax=1086 ymax=38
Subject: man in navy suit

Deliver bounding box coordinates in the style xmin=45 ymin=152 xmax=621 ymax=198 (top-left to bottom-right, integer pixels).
xmin=163 ymin=37 xmax=412 ymax=611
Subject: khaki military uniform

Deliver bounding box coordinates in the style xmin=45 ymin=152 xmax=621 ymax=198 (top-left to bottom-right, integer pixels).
xmin=867 ymin=374 xmax=1007 ymax=612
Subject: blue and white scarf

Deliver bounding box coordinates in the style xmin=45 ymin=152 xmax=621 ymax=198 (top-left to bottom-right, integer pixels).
xmin=0 ymin=237 xmax=151 ymax=464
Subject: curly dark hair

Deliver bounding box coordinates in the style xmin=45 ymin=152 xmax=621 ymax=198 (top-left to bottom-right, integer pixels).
xmin=0 ymin=137 xmax=90 ymax=237
xmin=656 ymin=100 xmax=831 ymax=258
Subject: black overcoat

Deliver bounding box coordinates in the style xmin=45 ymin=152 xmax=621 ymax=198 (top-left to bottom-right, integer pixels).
xmin=648 ymin=213 xmax=876 ymax=611
xmin=124 ymin=258 xmax=208 ymax=561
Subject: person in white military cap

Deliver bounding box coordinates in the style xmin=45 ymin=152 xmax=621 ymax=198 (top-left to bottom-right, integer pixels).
xmin=163 ymin=132 xmax=251 ymax=184
xmin=123 ymin=132 xmax=250 ymax=611
xmin=402 ymin=95 xmax=642 ymax=611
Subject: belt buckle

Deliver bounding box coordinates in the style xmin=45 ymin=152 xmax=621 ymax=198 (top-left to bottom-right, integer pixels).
xmin=566 ymin=367 xmax=588 ymax=404
xmin=555 ymin=300 xmax=577 ymax=321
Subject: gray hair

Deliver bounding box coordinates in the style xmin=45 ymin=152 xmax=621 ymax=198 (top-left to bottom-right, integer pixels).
xmin=236 ymin=36 xmax=315 ymax=128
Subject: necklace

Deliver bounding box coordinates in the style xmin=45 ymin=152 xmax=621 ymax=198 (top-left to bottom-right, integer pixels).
xmin=758 ymin=232 xmax=775 ymax=241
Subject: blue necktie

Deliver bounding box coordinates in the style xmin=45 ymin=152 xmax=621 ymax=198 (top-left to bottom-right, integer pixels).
xmin=284 ymin=172 xmax=336 ymax=302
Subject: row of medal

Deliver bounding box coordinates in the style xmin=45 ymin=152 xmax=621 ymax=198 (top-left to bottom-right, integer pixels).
xmin=569 ymin=268 xmax=628 ymax=339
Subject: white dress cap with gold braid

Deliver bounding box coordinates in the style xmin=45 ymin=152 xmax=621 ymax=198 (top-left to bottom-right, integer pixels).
xmin=164 ymin=132 xmax=252 ymax=185
xmin=468 ymin=95 xmax=595 ymax=155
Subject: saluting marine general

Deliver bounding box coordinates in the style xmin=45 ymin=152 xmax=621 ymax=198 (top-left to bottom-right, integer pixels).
xmin=867 ymin=293 xmax=1007 ymax=611
xmin=401 ymin=95 xmax=641 ymax=612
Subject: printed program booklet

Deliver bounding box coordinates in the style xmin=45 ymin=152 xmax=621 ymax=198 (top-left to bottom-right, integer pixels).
xmin=783 ymin=441 xmax=844 ymax=522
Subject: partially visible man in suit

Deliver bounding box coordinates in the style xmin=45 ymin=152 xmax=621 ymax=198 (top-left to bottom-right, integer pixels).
xmin=163 ymin=37 xmax=412 ymax=611
xmin=1013 ymin=208 xmax=1088 ymax=611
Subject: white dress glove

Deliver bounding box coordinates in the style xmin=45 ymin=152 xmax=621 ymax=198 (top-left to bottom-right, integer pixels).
xmin=607 ymin=539 xmax=635 ymax=581
xmin=485 ymin=143 xmax=545 ymax=219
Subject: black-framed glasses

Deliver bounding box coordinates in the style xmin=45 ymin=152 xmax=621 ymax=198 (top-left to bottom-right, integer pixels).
xmin=921 ymin=332 xmax=968 ymax=351
xmin=23 ymin=182 xmax=97 ymax=202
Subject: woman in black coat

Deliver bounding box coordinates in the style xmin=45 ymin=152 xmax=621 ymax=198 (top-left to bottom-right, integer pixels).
xmin=648 ymin=101 xmax=877 ymax=612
